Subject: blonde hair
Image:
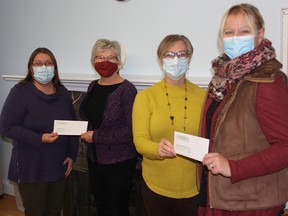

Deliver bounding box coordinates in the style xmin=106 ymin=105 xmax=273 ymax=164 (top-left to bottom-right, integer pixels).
xmin=90 ymin=39 xmax=124 ymax=67
xmin=218 ymin=4 xmax=265 ymax=50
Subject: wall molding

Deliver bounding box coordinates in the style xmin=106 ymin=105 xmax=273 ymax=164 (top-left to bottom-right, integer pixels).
xmin=2 ymin=74 xmax=211 ymax=91
xmin=282 ymin=8 xmax=288 ymax=74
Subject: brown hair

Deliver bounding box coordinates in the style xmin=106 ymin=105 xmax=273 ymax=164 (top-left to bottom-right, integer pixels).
xmin=20 ymin=47 xmax=62 ymax=86
xmin=157 ymin=34 xmax=193 ymax=60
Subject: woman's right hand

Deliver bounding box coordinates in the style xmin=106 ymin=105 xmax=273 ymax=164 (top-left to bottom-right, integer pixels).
xmin=80 ymin=131 xmax=94 ymax=143
xmin=42 ymin=132 xmax=59 ymax=143
xmin=158 ymin=138 xmax=176 ymax=158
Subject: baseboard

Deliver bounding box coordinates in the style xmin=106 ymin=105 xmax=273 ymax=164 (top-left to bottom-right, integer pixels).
xmin=3 ymin=180 xmax=15 ymax=196
xmin=3 ymin=180 xmax=24 ymax=212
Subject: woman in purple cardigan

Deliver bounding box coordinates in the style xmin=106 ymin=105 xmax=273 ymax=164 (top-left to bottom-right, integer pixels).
xmin=0 ymin=47 xmax=79 ymax=216
xmin=80 ymin=39 xmax=138 ymax=216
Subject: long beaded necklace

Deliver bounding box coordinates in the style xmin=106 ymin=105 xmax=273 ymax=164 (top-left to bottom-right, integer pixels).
xmin=164 ymin=81 xmax=188 ymax=132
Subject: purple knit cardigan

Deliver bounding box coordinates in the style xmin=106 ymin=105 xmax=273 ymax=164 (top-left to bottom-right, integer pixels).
xmin=79 ymin=79 xmax=138 ymax=164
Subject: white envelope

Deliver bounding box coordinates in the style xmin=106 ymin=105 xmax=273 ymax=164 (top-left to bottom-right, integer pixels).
xmin=174 ymin=131 xmax=209 ymax=161
xmin=53 ymin=120 xmax=88 ymax=135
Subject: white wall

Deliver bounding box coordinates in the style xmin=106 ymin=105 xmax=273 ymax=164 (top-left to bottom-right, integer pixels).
xmin=0 ymin=0 xmax=287 ymax=195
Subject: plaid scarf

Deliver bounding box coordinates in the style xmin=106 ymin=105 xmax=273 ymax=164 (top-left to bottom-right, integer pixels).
xmin=208 ymin=38 xmax=276 ymax=101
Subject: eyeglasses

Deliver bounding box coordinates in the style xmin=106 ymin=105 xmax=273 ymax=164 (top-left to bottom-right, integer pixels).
xmin=32 ymin=61 xmax=54 ymax=67
xmin=95 ymin=55 xmax=118 ymax=63
xmin=163 ymin=51 xmax=191 ymax=60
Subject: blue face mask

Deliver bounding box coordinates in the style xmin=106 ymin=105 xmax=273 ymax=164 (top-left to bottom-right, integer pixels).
xmin=223 ymin=35 xmax=254 ymax=59
xmin=163 ymin=58 xmax=189 ymax=80
xmin=33 ymin=66 xmax=55 ymax=84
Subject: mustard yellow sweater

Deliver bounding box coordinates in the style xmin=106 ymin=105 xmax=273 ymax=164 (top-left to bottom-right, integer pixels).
xmin=132 ymin=79 xmax=206 ymax=198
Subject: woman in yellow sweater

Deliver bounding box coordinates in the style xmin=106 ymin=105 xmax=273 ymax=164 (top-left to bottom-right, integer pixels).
xmin=132 ymin=34 xmax=206 ymax=216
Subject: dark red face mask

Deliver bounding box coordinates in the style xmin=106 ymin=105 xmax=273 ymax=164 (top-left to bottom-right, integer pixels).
xmin=94 ymin=61 xmax=118 ymax=78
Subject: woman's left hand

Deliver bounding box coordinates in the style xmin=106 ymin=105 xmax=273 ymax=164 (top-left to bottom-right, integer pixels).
xmin=63 ymin=157 xmax=73 ymax=177
xmin=202 ymin=153 xmax=231 ymax=177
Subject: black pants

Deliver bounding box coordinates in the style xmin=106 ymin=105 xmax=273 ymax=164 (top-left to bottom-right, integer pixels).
xmin=88 ymin=158 xmax=137 ymax=216
xmin=141 ymin=180 xmax=198 ymax=216
xmin=18 ymin=178 xmax=67 ymax=216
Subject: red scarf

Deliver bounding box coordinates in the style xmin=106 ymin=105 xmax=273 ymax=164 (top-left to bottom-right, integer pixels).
xmin=208 ymin=38 xmax=276 ymax=101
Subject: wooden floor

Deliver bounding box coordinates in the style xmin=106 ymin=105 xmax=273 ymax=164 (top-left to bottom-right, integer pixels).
xmin=0 ymin=193 xmax=287 ymax=216
xmin=0 ymin=194 xmax=24 ymax=216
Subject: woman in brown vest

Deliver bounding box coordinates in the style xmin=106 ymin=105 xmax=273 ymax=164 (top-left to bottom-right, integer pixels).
xmin=199 ymin=4 xmax=288 ymax=216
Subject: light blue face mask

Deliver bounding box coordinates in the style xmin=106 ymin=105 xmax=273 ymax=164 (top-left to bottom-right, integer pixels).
xmin=162 ymin=58 xmax=189 ymax=80
xmin=223 ymin=35 xmax=255 ymax=59
xmin=33 ymin=66 xmax=55 ymax=84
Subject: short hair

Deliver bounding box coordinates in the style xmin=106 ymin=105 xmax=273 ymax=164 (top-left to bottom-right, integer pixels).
xmin=21 ymin=47 xmax=61 ymax=86
xmin=218 ymin=4 xmax=265 ymax=49
xmin=90 ymin=39 xmax=124 ymax=68
xmin=157 ymin=34 xmax=193 ymax=60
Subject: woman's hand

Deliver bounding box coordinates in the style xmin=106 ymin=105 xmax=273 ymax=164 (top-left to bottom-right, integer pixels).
xmin=80 ymin=131 xmax=94 ymax=143
xmin=63 ymin=157 xmax=73 ymax=177
xmin=202 ymin=153 xmax=231 ymax=177
xmin=158 ymin=138 xmax=176 ymax=158
xmin=42 ymin=132 xmax=58 ymax=143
